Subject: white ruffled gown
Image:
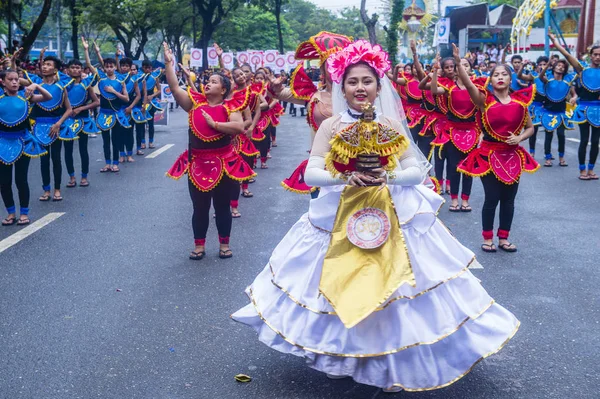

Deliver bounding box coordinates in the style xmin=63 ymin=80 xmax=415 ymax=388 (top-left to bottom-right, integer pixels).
xmin=232 ymin=183 xmax=519 ymax=391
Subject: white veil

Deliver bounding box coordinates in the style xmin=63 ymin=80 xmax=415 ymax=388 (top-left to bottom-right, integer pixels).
xmin=331 ymin=75 xmax=432 ymax=178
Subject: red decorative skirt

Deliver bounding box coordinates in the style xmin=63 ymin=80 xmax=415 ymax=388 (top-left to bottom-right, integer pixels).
xmin=407 ymin=108 xmax=441 ymax=136
xmin=281 ymin=159 xmax=316 ymax=194
xmin=457 ymin=140 xmax=539 ymax=185
xmin=432 ymin=119 xmax=480 ymax=153
xmin=167 ymin=145 xmax=256 ymax=192
xmin=268 ymin=102 xmax=285 ymax=127
xmin=234 ymin=134 xmax=260 ymax=157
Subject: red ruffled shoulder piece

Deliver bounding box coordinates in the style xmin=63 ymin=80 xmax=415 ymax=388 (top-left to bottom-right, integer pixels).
xmin=188 ymin=88 xmax=208 ymax=107
xmin=289 ymin=65 xmax=317 ymax=101
xmin=437 ymin=77 xmax=455 ymax=91
xmin=511 ymin=85 xmax=535 ymax=107
xmin=471 ymin=76 xmax=489 ymax=89
xmin=225 ymin=87 xmax=250 ymax=113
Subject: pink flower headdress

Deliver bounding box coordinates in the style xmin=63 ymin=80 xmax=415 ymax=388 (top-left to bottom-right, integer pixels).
xmin=326 ymin=40 xmax=391 ymax=84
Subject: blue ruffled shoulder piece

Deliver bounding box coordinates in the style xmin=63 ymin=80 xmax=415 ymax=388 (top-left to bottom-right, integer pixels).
xmin=97 ymin=69 xmax=107 ymax=79
xmin=0 ymin=87 xmax=4 ymax=96
xmin=57 ymin=71 xmax=75 ymax=89
xmin=81 ymin=73 xmax=99 ymax=89
xmin=26 ymin=72 xmax=42 ymax=85
xmin=115 ymin=72 xmax=129 ymax=83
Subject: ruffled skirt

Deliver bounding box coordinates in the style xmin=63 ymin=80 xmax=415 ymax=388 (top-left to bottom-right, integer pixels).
xmin=232 ymin=185 xmax=519 ymax=391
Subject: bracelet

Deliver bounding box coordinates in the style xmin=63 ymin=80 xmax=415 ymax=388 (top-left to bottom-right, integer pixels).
xmin=214 ymin=121 xmax=219 ymax=131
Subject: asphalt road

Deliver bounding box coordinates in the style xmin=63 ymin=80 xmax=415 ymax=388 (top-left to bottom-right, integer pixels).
xmin=0 ymin=109 xmax=598 ymax=399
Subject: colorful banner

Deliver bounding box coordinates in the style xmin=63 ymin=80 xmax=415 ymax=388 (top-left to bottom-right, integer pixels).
xmin=250 ymin=51 xmax=264 ymax=70
xmin=264 ymin=50 xmax=278 ymax=69
xmin=190 ymin=48 xmax=203 ymax=67
xmin=285 ymin=51 xmax=300 ymax=69
xmin=434 ymin=18 xmax=451 ymax=46
xmin=160 ymin=83 xmax=175 ymax=103
xmin=274 ymin=55 xmax=287 ymax=71
xmin=207 ymin=47 xmax=219 ymax=67
xmin=236 ymin=51 xmax=249 ymax=66
xmin=222 ymin=52 xmax=235 ymax=69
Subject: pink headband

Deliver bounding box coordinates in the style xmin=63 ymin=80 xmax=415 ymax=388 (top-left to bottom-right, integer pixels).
xmin=327 ymin=40 xmax=391 ymax=84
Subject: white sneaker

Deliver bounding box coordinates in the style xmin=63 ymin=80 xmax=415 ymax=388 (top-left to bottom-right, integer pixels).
xmin=326 ymin=373 xmax=348 ymax=380
xmin=383 ymin=386 xmax=403 ymax=393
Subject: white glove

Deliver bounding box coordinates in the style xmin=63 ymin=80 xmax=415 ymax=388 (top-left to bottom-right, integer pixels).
xmin=304 ymin=155 xmax=347 ymax=187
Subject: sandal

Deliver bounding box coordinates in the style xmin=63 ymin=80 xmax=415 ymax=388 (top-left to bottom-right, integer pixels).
xmin=559 ymin=160 xmax=568 ymax=167
xmin=17 ymin=217 xmax=30 ymax=226
xmin=100 ymin=165 xmax=112 ymax=173
xmin=460 ymin=205 xmax=472 ymax=212
xmin=149 ymin=143 xmax=156 ymax=149
xmin=232 ymin=211 xmax=241 ymax=218
xmin=111 ymin=165 xmax=120 ymax=173
xmin=260 ymin=164 xmax=268 ymax=169
xmin=579 ymin=174 xmax=590 ymax=180
xmin=498 ymin=242 xmax=518 ymax=253
xmin=66 ymin=181 xmax=77 ymax=188
xmin=588 ymin=172 xmax=599 ymax=180
xmin=189 ymin=250 xmax=206 ymax=260
xmin=2 ymin=216 xmax=17 ymax=226
xmin=544 ymin=160 xmax=552 ymax=167
xmin=39 ymin=193 xmax=51 ymax=202
xmin=219 ymin=249 xmax=233 ymax=259
xmin=272 ymin=143 xmax=278 ymax=147
xmin=52 ymin=195 xmax=63 ymax=202
xmin=481 ymin=243 xmax=497 ymax=253
xmin=79 ymin=180 xmax=90 ymax=187
xmin=248 ymin=178 xmax=256 ymax=184
xmin=241 ymin=191 xmax=253 ymax=198
xmin=141 ymin=144 xmax=146 ymax=149
xmin=136 ymin=150 xmax=145 ymax=155
xmin=449 ymin=204 xmax=461 ymax=212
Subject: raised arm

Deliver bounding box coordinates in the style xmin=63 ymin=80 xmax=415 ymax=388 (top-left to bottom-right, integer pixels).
xmin=410 ymin=40 xmax=426 ymax=81
xmin=214 ymin=43 xmax=226 ymax=71
xmin=163 ymin=42 xmax=193 ymax=111
xmin=453 ymin=44 xmax=485 ymax=108
xmin=81 ymin=37 xmax=98 ymax=76
xmin=26 ymin=83 xmax=52 ymax=103
xmin=429 ymin=55 xmax=446 ymax=95
xmin=93 ymin=40 xmax=104 ymax=67
xmin=517 ymin=63 xmax=535 ymax=82
xmin=539 ymin=62 xmax=551 ymax=84
xmin=501 ymin=43 xmax=509 ymax=64
xmin=549 ymin=33 xmax=583 ymax=73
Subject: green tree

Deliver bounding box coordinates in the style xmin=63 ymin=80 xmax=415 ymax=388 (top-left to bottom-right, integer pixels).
xmin=257 ymin=0 xmax=289 ymax=54
xmin=360 ymin=0 xmax=378 ymax=44
xmin=213 ymin=4 xmax=297 ymax=52
xmin=82 ymin=0 xmax=158 ymax=59
xmin=156 ymin=0 xmax=192 ymax=62
xmin=384 ymin=0 xmax=404 ymax=62
xmin=1 ymin=0 xmax=54 ymax=57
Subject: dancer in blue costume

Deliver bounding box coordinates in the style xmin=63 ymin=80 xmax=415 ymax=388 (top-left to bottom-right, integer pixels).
xmin=537 ymin=58 xmax=576 ymax=167
xmin=19 ymin=49 xmax=74 ymax=202
xmin=0 ymin=67 xmax=52 ymax=225
xmin=93 ymin=41 xmax=130 ymax=173
xmin=136 ymin=60 xmax=163 ymax=153
xmin=518 ymin=56 xmax=549 ymax=157
xmin=549 ymin=33 xmax=600 ymax=180
xmin=63 ymin=37 xmax=101 ymax=188
xmin=115 ymin=53 xmax=144 ymax=164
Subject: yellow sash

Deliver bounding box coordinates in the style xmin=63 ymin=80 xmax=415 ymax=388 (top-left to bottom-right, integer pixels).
xmin=320 ymin=186 xmax=415 ymax=329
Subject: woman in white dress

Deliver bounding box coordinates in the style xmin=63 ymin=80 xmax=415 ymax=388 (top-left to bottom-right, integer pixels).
xmin=232 ymin=40 xmax=520 ymax=393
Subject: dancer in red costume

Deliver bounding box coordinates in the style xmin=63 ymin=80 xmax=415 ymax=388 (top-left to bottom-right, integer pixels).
xmin=162 ymin=43 xmax=255 ymax=260
xmin=429 ymin=55 xmax=487 ymax=212
xmin=268 ymin=31 xmax=353 ymax=197
xmin=248 ymin=71 xmax=272 ymax=169
xmin=454 ymin=44 xmax=539 ymax=253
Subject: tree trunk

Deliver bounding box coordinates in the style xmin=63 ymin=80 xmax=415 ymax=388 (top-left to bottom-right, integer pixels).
xmin=20 ymin=0 xmax=53 ymax=57
xmin=360 ymin=0 xmax=378 ymax=45
xmin=197 ymin=22 xmax=214 ymax=69
xmin=275 ymin=2 xmax=284 ymax=54
xmin=70 ymin=0 xmax=80 ymax=60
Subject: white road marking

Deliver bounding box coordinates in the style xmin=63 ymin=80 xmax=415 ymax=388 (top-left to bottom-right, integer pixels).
xmin=145 ymin=144 xmax=174 ymax=159
xmin=0 ymin=212 xmax=65 ymax=254
xmin=469 ymin=259 xmax=484 ymax=270
xmin=567 ymin=138 xmax=580 ymax=143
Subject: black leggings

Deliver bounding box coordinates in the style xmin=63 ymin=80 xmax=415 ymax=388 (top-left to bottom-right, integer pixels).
xmin=41 ymin=140 xmax=62 ymax=191
xmin=64 ymin=134 xmax=89 ymax=178
xmin=188 ymin=176 xmax=236 ymax=242
xmin=578 ymin=122 xmax=600 ymax=169
xmin=544 ymin=126 xmax=565 ymax=159
xmin=102 ymin=127 xmax=121 ymax=164
xmin=0 ymin=156 xmax=30 ymax=214
xmin=135 ymin=122 xmax=145 ymax=150
xmin=434 ymin=144 xmax=448 ymax=184
xmin=271 ymin=126 xmax=276 ymax=139
xmin=416 ymin=134 xmax=433 ymax=162
xmin=259 ymin=126 xmax=273 ymax=160
xmin=481 ymin=174 xmax=519 ymax=237
xmin=529 ymin=125 xmax=539 ymax=154
xmin=446 ymin=143 xmax=473 ymax=199
xmin=119 ymin=126 xmax=134 ymax=156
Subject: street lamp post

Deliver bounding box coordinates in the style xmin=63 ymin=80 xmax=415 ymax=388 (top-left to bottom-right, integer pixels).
xmin=8 ymin=0 xmax=13 ymax=54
